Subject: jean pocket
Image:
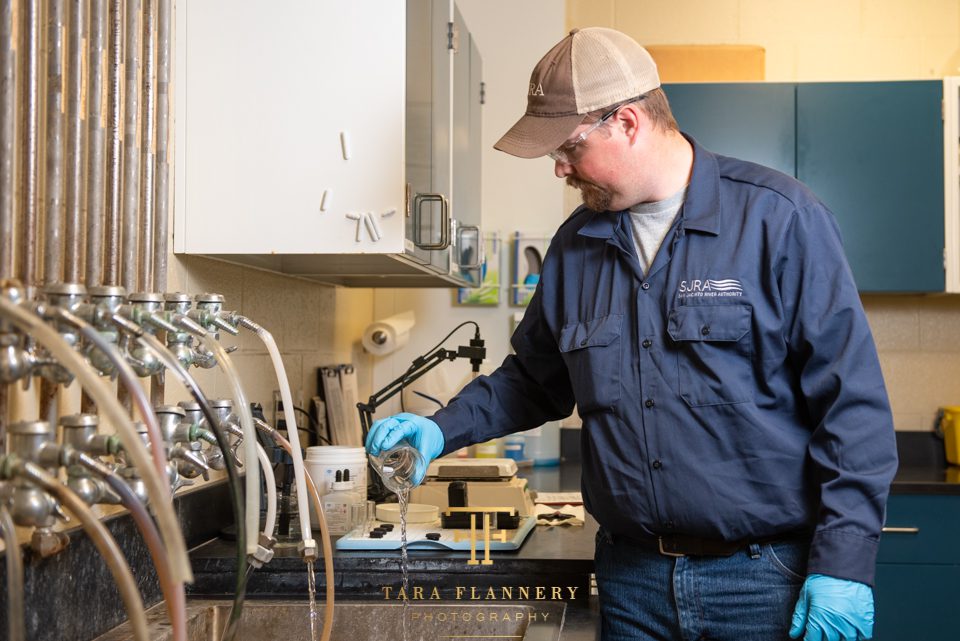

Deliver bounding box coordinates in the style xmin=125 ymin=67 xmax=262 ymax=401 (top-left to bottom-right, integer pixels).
xmin=559 ymin=314 xmax=622 ymax=414
xmin=763 ymin=541 xmax=808 ymax=582
xmin=667 ymin=304 xmax=753 ymax=407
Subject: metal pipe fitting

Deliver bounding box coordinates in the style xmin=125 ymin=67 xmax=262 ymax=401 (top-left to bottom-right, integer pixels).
xmin=36 ymin=283 xmax=88 ymax=383
xmin=0 ymin=282 xmax=33 ymax=383
xmin=116 ymin=422 xmax=150 ymax=506
xmin=163 ymin=292 xmax=196 ymax=367
xmin=82 ymin=286 xmax=127 ymax=376
xmin=123 ymin=292 xmax=167 ymax=376
xmin=5 ymin=422 xmax=61 ymax=527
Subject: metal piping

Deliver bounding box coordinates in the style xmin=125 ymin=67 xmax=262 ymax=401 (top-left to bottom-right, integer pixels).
xmin=152 ymin=0 xmax=170 ymax=292
xmin=18 ymin=0 xmax=40 ymax=289
xmin=120 ymin=0 xmax=140 ymax=292
xmin=0 ymin=0 xmax=15 ymax=281
xmin=103 ymin=0 xmax=122 ymax=286
xmin=137 ymin=0 xmax=154 ymax=292
xmin=43 ymin=0 xmax=66 ymax=285
xmin=64 ymin=0 xmax=86 ymax=284
xmin=85 ymin=0 xmax=107 ymax=287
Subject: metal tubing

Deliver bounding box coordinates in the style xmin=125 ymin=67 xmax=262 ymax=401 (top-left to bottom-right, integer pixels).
xmin=18 ymin=0 xmax=40 ymax=288
xmin=84 ymin=0 xmax=107 ymax=287
xmin=64 ymin=0 xmax=85 ymax=283
xmin=103 ymin=0 xmax=122 ymax=285
xmin=137 ymin=0 xmax=153 ymax=291
xmin=43 ymin=0 xmax=66 ymax=285
xmin=152 ymin=0 xmax=170 ymax=292
xmin=0 ymin=0 xmax=15 ymax=280
xmin=120 ymin=0 xmax=140 ymax=292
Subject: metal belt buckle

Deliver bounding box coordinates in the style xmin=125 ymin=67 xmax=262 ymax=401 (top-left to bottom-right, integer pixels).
xmin=658 ymin=536 xmax=685 ymax=557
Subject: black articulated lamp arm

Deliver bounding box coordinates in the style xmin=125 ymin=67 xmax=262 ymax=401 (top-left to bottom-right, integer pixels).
xmin=356 ymin=327 xmax=487 ymax=443
xmin=357 ymin=347 xmax=458 ymax=442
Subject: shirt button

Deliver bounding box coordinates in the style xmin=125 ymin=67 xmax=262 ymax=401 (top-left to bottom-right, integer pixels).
xmin=641 ymin=339 xmax=652 ymax=349
xmin=701 ymin=325 xmax=711 ymax=336
xmin=641 ymin=282 xmax=651 ymax=290
xmin=580 ymin=339 xmax=588 ymax=346
xmin=644 ymin=399 xmax=655 ymax=408
xmin=652 ymin=459 xmax=662 ymax=470
xmin=665 ymin=520 xmax=675 ymax=530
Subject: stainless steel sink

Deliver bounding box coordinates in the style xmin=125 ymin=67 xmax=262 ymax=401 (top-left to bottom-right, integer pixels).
xmin=94 ymin=599 xmax=566 ymax=641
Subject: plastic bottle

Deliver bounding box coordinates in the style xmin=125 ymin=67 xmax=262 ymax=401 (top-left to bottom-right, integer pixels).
xmin=523 ymin=421 xmax=560 ymax=466
xmin=321 ymin=469 xmax=365 ymax=535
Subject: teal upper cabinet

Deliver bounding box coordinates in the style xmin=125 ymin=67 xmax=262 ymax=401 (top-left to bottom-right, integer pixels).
xmin=796 ymin=81 xmax=944 ymax=292
xmin=663 ymin=81 xmax=945 ymax=293
xmin=664 ymin=83 xmax=796 ymax=176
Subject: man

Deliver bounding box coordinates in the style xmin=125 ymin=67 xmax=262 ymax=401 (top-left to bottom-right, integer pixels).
xmin=366 ymin=27 xmax=897 ymax=641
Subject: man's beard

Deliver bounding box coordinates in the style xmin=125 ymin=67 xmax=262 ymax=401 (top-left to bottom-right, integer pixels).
xmin=566 ymin=176 xmax=612 ymax=211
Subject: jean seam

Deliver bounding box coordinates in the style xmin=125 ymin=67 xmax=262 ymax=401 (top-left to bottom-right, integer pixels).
xmin=764 ymin=543 xmax=805 ymax=582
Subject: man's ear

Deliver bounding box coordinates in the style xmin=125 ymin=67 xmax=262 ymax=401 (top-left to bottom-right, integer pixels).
xmin=617 ymin=102 xmax=647 ymax=145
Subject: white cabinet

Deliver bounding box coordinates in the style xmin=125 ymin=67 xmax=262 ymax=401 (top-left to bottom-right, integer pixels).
xmin=174 ymin=0 xmax=483 ymax=287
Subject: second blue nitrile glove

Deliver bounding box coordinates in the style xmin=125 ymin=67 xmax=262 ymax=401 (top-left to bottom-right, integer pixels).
xmin=789 ymin=573 xmax=875 ymax=641
xmin=365 ymin=412 xmax=445 ymax=486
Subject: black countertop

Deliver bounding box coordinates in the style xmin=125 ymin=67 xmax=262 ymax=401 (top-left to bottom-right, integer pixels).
xmin=187 ymin=443 xmax=958 ymax=641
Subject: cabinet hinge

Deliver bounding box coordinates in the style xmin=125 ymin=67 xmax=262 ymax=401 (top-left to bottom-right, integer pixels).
xmin=480 ymin=81 xmax=486 ymax=105
xmin=447 ymin=21 xmax=458 ymax=52
xmin=945 ymin=246 xmax=948 ymax=270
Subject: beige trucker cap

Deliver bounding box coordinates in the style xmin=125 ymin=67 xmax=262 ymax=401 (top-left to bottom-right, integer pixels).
xmin=495 ymin=27 xmax=660 ymax=159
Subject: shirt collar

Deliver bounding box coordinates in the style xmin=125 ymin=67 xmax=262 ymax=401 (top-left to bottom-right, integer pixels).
xmin=576 ymin=133 xmax=721 ymax=239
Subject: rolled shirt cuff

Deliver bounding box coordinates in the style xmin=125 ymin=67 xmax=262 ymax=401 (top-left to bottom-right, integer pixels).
xmin=807 ymin=529 xmax=880 ymax=587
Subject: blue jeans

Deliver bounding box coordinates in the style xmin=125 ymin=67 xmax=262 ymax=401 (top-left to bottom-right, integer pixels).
xmin=595 ymin=528 xmax=808 ymax=641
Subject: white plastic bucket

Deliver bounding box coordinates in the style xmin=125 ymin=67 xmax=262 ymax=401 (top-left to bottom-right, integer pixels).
xmin=305 ymin=446 xmax=368 ymax=530
xmin=304 ymin=445 xmax=368 ymax=496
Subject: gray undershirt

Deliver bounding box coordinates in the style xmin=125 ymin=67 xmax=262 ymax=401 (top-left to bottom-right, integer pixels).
xmin=628 ymin=186 xmax=687 ymax=276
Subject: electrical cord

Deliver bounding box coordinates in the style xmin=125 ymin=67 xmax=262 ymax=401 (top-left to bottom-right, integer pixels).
xmin=292 ymin=405 xmax=331 ymax=444
xmin=417 ymin=320 xmax=480 ymax=359
xmin=396 ymin=321 xmax=480 ymax=414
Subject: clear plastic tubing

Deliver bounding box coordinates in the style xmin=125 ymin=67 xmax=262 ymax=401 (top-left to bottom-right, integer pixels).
xmin=199 ymin=334 xmax=259 ymax=555
xmin=78 ymin=451 xmax=186 ymax=641
xmin=255 ymin=441 xmax=277 ymax=537
xmin=0 ymin=298 xmax=192 ymax=583
xmin=0 ymin=504 xmax=25 ymax=641
xmin=258 ymin=422 xmax=334 ymax=641
xmin=19 ymin=461 xmax=150 ymax=641
xmin=238 ymin=318 xmax=314 ymax=550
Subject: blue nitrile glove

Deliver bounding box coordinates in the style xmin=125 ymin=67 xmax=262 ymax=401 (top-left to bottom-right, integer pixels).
xmin=365 ymin=412 xmax=445 ymax=486
xmin=789 ymin=574 xmax=875 ymax=641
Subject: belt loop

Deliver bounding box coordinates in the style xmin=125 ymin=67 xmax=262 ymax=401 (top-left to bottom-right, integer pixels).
xmin=748 ymin=543 xmax=761 ymax=559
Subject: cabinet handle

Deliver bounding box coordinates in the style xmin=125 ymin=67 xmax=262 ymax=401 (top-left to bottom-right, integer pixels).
xmin=456 ymin=225 xmax=482 ymax=268
xmin=881 ymin=526 xmax=920 ymax=534
xmin=413 ymin=193 xmax=450 ymax=250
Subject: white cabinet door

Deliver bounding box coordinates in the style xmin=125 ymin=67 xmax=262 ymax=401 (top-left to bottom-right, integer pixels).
xmin=174 ymin=1 xmax=406 ymax=255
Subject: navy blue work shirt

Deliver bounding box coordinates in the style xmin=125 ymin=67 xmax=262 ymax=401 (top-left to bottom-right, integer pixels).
xmin=431 ymin=136 xmax=898 ymax=586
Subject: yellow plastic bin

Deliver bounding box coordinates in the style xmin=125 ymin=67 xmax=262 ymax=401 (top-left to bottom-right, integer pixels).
xmin=939 ymin=406 xmax=960 ymax=465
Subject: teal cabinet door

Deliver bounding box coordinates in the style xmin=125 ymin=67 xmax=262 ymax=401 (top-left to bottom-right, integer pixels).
xmin=873 ymin=494 xmax=960 ymax=640
xmin=796 ymin=81 xmax=944 ymax=292
xmin=663 ymin=83 xmax=796 ymax=176
xmin=874 ymin=564 xmax=960 ymax=641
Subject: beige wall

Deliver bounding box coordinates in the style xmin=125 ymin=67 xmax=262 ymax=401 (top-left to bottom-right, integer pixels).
xmin=563 ymin=0 xmax=960 ymax=431
xmin=567 ymin=0 xmax=960 ymax=80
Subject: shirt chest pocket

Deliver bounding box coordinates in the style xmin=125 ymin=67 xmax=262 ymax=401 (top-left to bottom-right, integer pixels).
xmin=667 ymin=304 xmax=753 ymax=407
xmin=559 ymin=314 xmax=623 ymax=415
